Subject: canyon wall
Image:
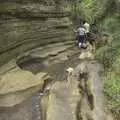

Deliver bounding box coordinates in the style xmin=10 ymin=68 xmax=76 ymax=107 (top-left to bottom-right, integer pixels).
xmin=0 ymin=0 xmax=73 ymax=66
xmin=0 ymin=1 xmax=76 ymax=120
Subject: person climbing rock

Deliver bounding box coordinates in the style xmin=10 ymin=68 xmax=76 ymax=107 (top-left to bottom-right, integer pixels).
xmin=83 ymin=21 xmax=97 ymax=52
xmin=83 ymin=21 xmax=90 ymax=39
xmin=75 ymin=24 xmax=86 ymax=48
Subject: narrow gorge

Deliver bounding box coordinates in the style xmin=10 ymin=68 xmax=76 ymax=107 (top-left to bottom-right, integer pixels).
xmin=0 ymin=0 xmax=119 ymax=120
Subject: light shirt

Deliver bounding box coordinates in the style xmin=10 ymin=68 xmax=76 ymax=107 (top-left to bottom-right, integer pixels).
xmin=84 ymin=22 xmax=90 ymax=33
xmin=77 ymin=27 xmax=86 ymax=36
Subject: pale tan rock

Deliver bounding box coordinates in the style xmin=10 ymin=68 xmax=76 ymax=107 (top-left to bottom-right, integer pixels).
xmin=79 ymin=52 xmax=87 ymax=59
xmin=0 ymin=68 xmax=51 ymax=107
xmin=79 ymin=51 xmax=94 ymax=59
xmin=41 ymin=70 xmax=81 ymax=120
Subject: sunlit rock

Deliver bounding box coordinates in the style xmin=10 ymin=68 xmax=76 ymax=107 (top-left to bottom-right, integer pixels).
xmin=0 ymin=68 xmax=51 ymax=107
xmin=79 ymin=51 xmax=94 ymax=59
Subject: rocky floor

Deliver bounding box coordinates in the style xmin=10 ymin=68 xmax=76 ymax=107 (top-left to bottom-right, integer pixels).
xmin=0 ymin=43 xmax=81 ymax=120
xmin=0 ymin=44 xmax=114 ymax=120
xmin=77 ymin=60 xmax=113 ymax=120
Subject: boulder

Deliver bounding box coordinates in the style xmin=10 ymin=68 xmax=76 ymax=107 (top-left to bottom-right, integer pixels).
xmin=0 ymin=68 xmax=51 ymax=107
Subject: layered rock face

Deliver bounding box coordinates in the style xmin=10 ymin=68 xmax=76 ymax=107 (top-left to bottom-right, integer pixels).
xmin=0 ymin=1 xmax=75 ymax=120
xmin=0 ymin=0 xmax=73 ymax=66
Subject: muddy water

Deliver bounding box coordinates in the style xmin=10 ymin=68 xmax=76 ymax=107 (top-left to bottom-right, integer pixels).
xmin=18 ymin=52 xmax=82 ymax=81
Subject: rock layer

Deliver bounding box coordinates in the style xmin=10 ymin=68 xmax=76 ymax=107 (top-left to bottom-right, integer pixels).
xmin=0 ymin=0 xmax=73 ymax=66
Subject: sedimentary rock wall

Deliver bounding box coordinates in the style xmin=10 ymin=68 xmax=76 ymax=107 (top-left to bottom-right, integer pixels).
xmin=0 ymin=0 xmax=73 ymax=66
xmin=0 ymin=1 xmax=76 ymax=120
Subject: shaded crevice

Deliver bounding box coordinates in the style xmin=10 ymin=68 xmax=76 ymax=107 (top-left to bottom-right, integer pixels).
xmin=76 ymin=99 xmax=83 ymax=120
xmin=79 ymin=72 xmax=94 ymax=111
xmin=17 ymin=56 xmax=44 ymax=68
xmin=76 ymin=71 xmax=95 ymax=120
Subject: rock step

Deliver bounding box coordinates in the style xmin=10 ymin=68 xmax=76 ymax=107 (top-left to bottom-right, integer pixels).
xmin=0 ymin=30 xmax=73 ymax=54
xmin=17 ymin=41 xmax=74 ymax=64
xmin=47 ymin=46 xmax=80 ymax=64
xmin=30 ymin=41 xmax=74 ymax=54
xmin=30 ymin=44 xmax=73 ymax=58
xmin=0 ymin=69 xmax=51 ymax=107
xmin=0 ymin=71 xmax=49 ymax=95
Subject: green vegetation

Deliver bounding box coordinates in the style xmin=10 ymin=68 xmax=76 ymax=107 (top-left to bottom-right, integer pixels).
xmin=71 ymin=0 xmax=120 ymax=119
xmin=71 ymin=0 xmax=115 ymax=23
xmin=96 ymin=14 xmax=120 ymax=118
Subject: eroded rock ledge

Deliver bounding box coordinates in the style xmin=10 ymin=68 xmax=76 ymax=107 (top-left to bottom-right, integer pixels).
xmin=0 ymin=68 xmax=51 ymax=107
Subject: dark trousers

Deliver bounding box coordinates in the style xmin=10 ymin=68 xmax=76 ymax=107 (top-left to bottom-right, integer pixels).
xmin=78 ymin=35 xmax=85 ymax=44
xmin=78 ymin=35 xmax=85 ymax=47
